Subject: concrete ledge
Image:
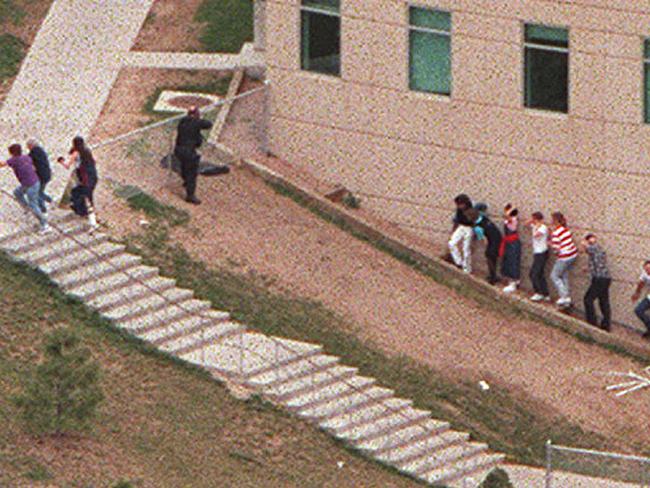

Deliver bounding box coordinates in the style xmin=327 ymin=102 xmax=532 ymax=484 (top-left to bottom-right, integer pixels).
xmin=240 ymin=157 xmax=650 ymax=363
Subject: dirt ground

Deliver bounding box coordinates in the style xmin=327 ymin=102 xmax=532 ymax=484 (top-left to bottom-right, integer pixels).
xmin=132 ymin=0 xmax=204 ymax=53
xmin=91 ymin=67 xmax=231 ymax=142
xmin=0 ymin=0 xmax=53 ymax=102
xmin=87 ymin=70 xmax=650 ymax=458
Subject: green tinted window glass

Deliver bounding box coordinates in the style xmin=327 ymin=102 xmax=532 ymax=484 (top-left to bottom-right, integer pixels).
xmin=301 ymin=0 xmax=340 ymax=13
xmin=525 ymin=24 xmax=568 ymax=47
xmin=409 ymin=30 xmax=451 ymax=94
xmin=409 ymin=7 xmax=451 ymax=32
xmin=644 ymin=39 xmax=650 ymax=59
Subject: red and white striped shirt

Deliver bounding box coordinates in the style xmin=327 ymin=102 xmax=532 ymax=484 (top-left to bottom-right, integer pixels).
xmin=550 ymin=226 xmax=578 ymax=260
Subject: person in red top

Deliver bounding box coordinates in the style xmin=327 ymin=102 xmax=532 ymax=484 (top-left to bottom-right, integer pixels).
xmin=549 ymin=212 xmax=578 ymax=308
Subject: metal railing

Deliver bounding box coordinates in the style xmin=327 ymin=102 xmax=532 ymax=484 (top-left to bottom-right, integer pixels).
xmin=0 ymin=79 xmax=456 ymax=472
xmin=545 ymin=440 xmax=650 ymax=487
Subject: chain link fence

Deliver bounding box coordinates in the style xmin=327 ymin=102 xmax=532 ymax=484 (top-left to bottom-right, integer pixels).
xmin=545 ymin=441 xmax=650 ymax=487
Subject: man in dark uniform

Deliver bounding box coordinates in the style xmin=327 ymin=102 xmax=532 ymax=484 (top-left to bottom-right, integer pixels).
xmin=26 ymin=139 xmax=52 ymax=213
xmin=174 ymin=106 xmax=213 ymax=205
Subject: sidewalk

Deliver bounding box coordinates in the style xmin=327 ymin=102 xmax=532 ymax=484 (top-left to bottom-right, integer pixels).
xmin=0 ymin=0 xmax=154 ymax=216
xmin=504 ymin=464 xmax=641 ymax=488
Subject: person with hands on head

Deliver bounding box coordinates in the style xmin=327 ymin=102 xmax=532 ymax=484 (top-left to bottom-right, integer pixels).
xmin=631 ymin=260 xmax=650 ymax=340
xmin=581 ymin=233 xmax=612 ymax=331
xmin=0 ymin=143 xmax=50 ymax=234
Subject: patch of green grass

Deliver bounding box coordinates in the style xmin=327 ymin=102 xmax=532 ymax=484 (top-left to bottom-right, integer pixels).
xmin=23 ymin=461 xmax=52 ymax=481
xmin=142 ymin=75 xmax=232 ymax=121
xmin=0 ymin=34 xmax=25 ymax=81
xmin=0 ymin=0 xmax=25 ymax=24
xmin=195 ymin=0 xmax=253 ymax=53
xmin=120 ymin=214 xmax=630 ymax=469
xmin=0 ymin=253 xmax=415 ymax=487
xmin=263 ymin=180 xmax=650 ymax=365
xmin=115 ymin=185 xmax=189 ymax=227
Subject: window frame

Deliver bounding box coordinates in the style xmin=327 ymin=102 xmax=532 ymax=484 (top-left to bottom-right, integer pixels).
xmin=407 ymin=4 xmax=452 ymax=97
xmin=523 ymin=22 xmax=570 ymax=114
xmin=641 ymin=36 xmax=650 ymax=125
xmin=299 ymin=0 xmax=342 ymax=77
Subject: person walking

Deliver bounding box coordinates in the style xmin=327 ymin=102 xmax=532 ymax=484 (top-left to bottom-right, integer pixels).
xmin=26 ymin=138 xmax=52 ymax=213
xmin=581 ymin=233 xmax=611 ymax=331
xmin=57 ymin=136 xmax=99 ymax=231
xmin=500 ymin=204 xmax=522 ymax=293
xmin=173 ymin=106 xmax=213 ymax=205
xmin=631 ymin=261 xmax=650 ymax=340
xmin=466 ymin=207 xmax=502 ymax=285
xmin=549 ymin=212 xmax=578 ymax=308
xmin=527 ymin=211 xmax=550 ymax=302
xmin=0 ymin=144 xmax=50 ymax=233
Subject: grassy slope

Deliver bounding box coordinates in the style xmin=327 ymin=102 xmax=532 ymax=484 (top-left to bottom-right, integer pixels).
xmin=116 ymin=191 xmax=646 ymax=471
xmin=195 ymin=0 xmax=253 ymax=53
xmin=0 ymin=249 xmax=418 ymax=486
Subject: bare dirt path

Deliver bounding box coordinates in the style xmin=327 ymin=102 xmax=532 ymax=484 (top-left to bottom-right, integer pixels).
xmin=92 ymin=75 xmax=650 ymax=457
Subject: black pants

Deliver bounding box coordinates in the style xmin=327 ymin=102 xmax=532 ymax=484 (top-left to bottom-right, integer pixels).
xmin=529 ymin=251 xmax=549 ymax=296
xmin=174 ymin=146 xmax=200 ymax=198
xmin=584 ymin=277 xmax=611 ymax=328
xmin=486 ymin=245 xmax=499 ymax=284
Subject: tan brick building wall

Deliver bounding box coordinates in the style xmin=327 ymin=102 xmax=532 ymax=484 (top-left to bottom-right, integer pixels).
xmin=264 ymin=0 xmax=650 ymax=332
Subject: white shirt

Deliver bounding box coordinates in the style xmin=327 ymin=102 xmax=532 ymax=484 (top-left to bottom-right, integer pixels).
xmin=531 ymin=224 xmax=549 ymax=254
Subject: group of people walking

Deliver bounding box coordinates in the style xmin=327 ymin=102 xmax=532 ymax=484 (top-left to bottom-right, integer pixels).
xmin=0 ymin=136 xmax=99 ymax=234
xmin=448 ymin=194 xmax=650 ymax=340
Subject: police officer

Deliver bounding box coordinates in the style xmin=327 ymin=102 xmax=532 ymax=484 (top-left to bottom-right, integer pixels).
xmin=174 ymin=106 xmax=213 ymax=204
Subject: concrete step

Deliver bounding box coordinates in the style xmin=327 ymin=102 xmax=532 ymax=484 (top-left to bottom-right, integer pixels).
xmin=321 ymin=398 xmax=412 ymax=435
xmin=45 ymin=243 xmax=140 ymax=278
xmin=375 ymin=430 xmax=470 ymax=466
xmin=355 ymin=420 xmax=451 ymax=455
xmin=59 ymin=258 xmax=158 ymax=293
xmin=400 ymin=441 xmax=488 ymax=476
xmin=281 ymin=375 xmax=376 ymax=412
xmin=97 ymin=283 xmax=194 ymax=312
xmin=137 ymin=310 xmax=232 ymax=345
xmin=104 ymin=289 xmax=197 ymax=322
xmin=156 ymin=320 xmax=245 ymax=354
xmin=0 ymin=210 xmax=76 ymax=244
xmin=14 ymin=232 xmax=111 ymax=265
xmin=66 ymin=266 xmax=167 ymax=301
xmin=180 ymin=333 xmax=322 ymax=380
xmin=263 ymin=365 xmax=358 ymax=403
xmin=423 ymin=453 xmax=506 ymax=486
xmin=3 ymin=219 xmax=88 ymax=254
xmin=297 ymin=386 xmax=394 ymax=421
xmin=115 ymin=299 xmax=212 ymax=333
xmin=246 ymin=354 xmax=340 ymax=389
xmin=335 ymin=408 xmax=432 ymax=444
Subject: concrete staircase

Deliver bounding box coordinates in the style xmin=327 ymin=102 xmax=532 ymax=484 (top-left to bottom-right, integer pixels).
xmin=0 ymin=209 xmax=505 ymax=487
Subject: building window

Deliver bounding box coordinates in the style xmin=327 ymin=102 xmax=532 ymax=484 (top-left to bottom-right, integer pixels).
xmin=643 ymin=39 xmax=650 ymax=124
xmin=408 ymin=7 xmax=451 ymax=95
xmin=300 ymin=0 xmax=340 ymax=76
xmin=524 ymin=24 xmax=569 ymax=113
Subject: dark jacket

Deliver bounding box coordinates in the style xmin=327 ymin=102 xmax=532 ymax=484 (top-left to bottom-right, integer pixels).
xmin=29 ymin=146 xmax=51 ymax=183
xmin=175 ymin=116 xmax=213 ymax=150
xmin=475 ymin=216 xmax=502 ymax=256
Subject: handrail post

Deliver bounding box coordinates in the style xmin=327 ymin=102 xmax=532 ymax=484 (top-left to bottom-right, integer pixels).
xmin=545 ymin=439 xmax=553 ymax=488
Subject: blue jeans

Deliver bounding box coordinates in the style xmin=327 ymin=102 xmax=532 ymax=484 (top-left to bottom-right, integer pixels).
xmin=634 ymin=298 xmax=650 ymax=332
xmin=550 ymin=256 xmax=576 ymax=299
xmin=14 ymin=182 xmax=47 ymax=227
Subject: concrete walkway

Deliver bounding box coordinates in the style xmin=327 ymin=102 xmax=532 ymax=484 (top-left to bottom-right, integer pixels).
xmin=126 ymin=43 xmax=264 ymax=71
xmin=0 ymin=0 xmax=154 ymax=212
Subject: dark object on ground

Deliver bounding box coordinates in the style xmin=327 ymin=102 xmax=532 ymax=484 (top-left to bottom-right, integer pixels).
xmin=479 ymin=467 xmax=514 ymax=488
xmin=70 ymin=185 xmax=91 ymax=216
xmin=160 ymin=154 xmax=230 ymax=177
xmin=185 ymin=196 xmax=201 ymax=205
